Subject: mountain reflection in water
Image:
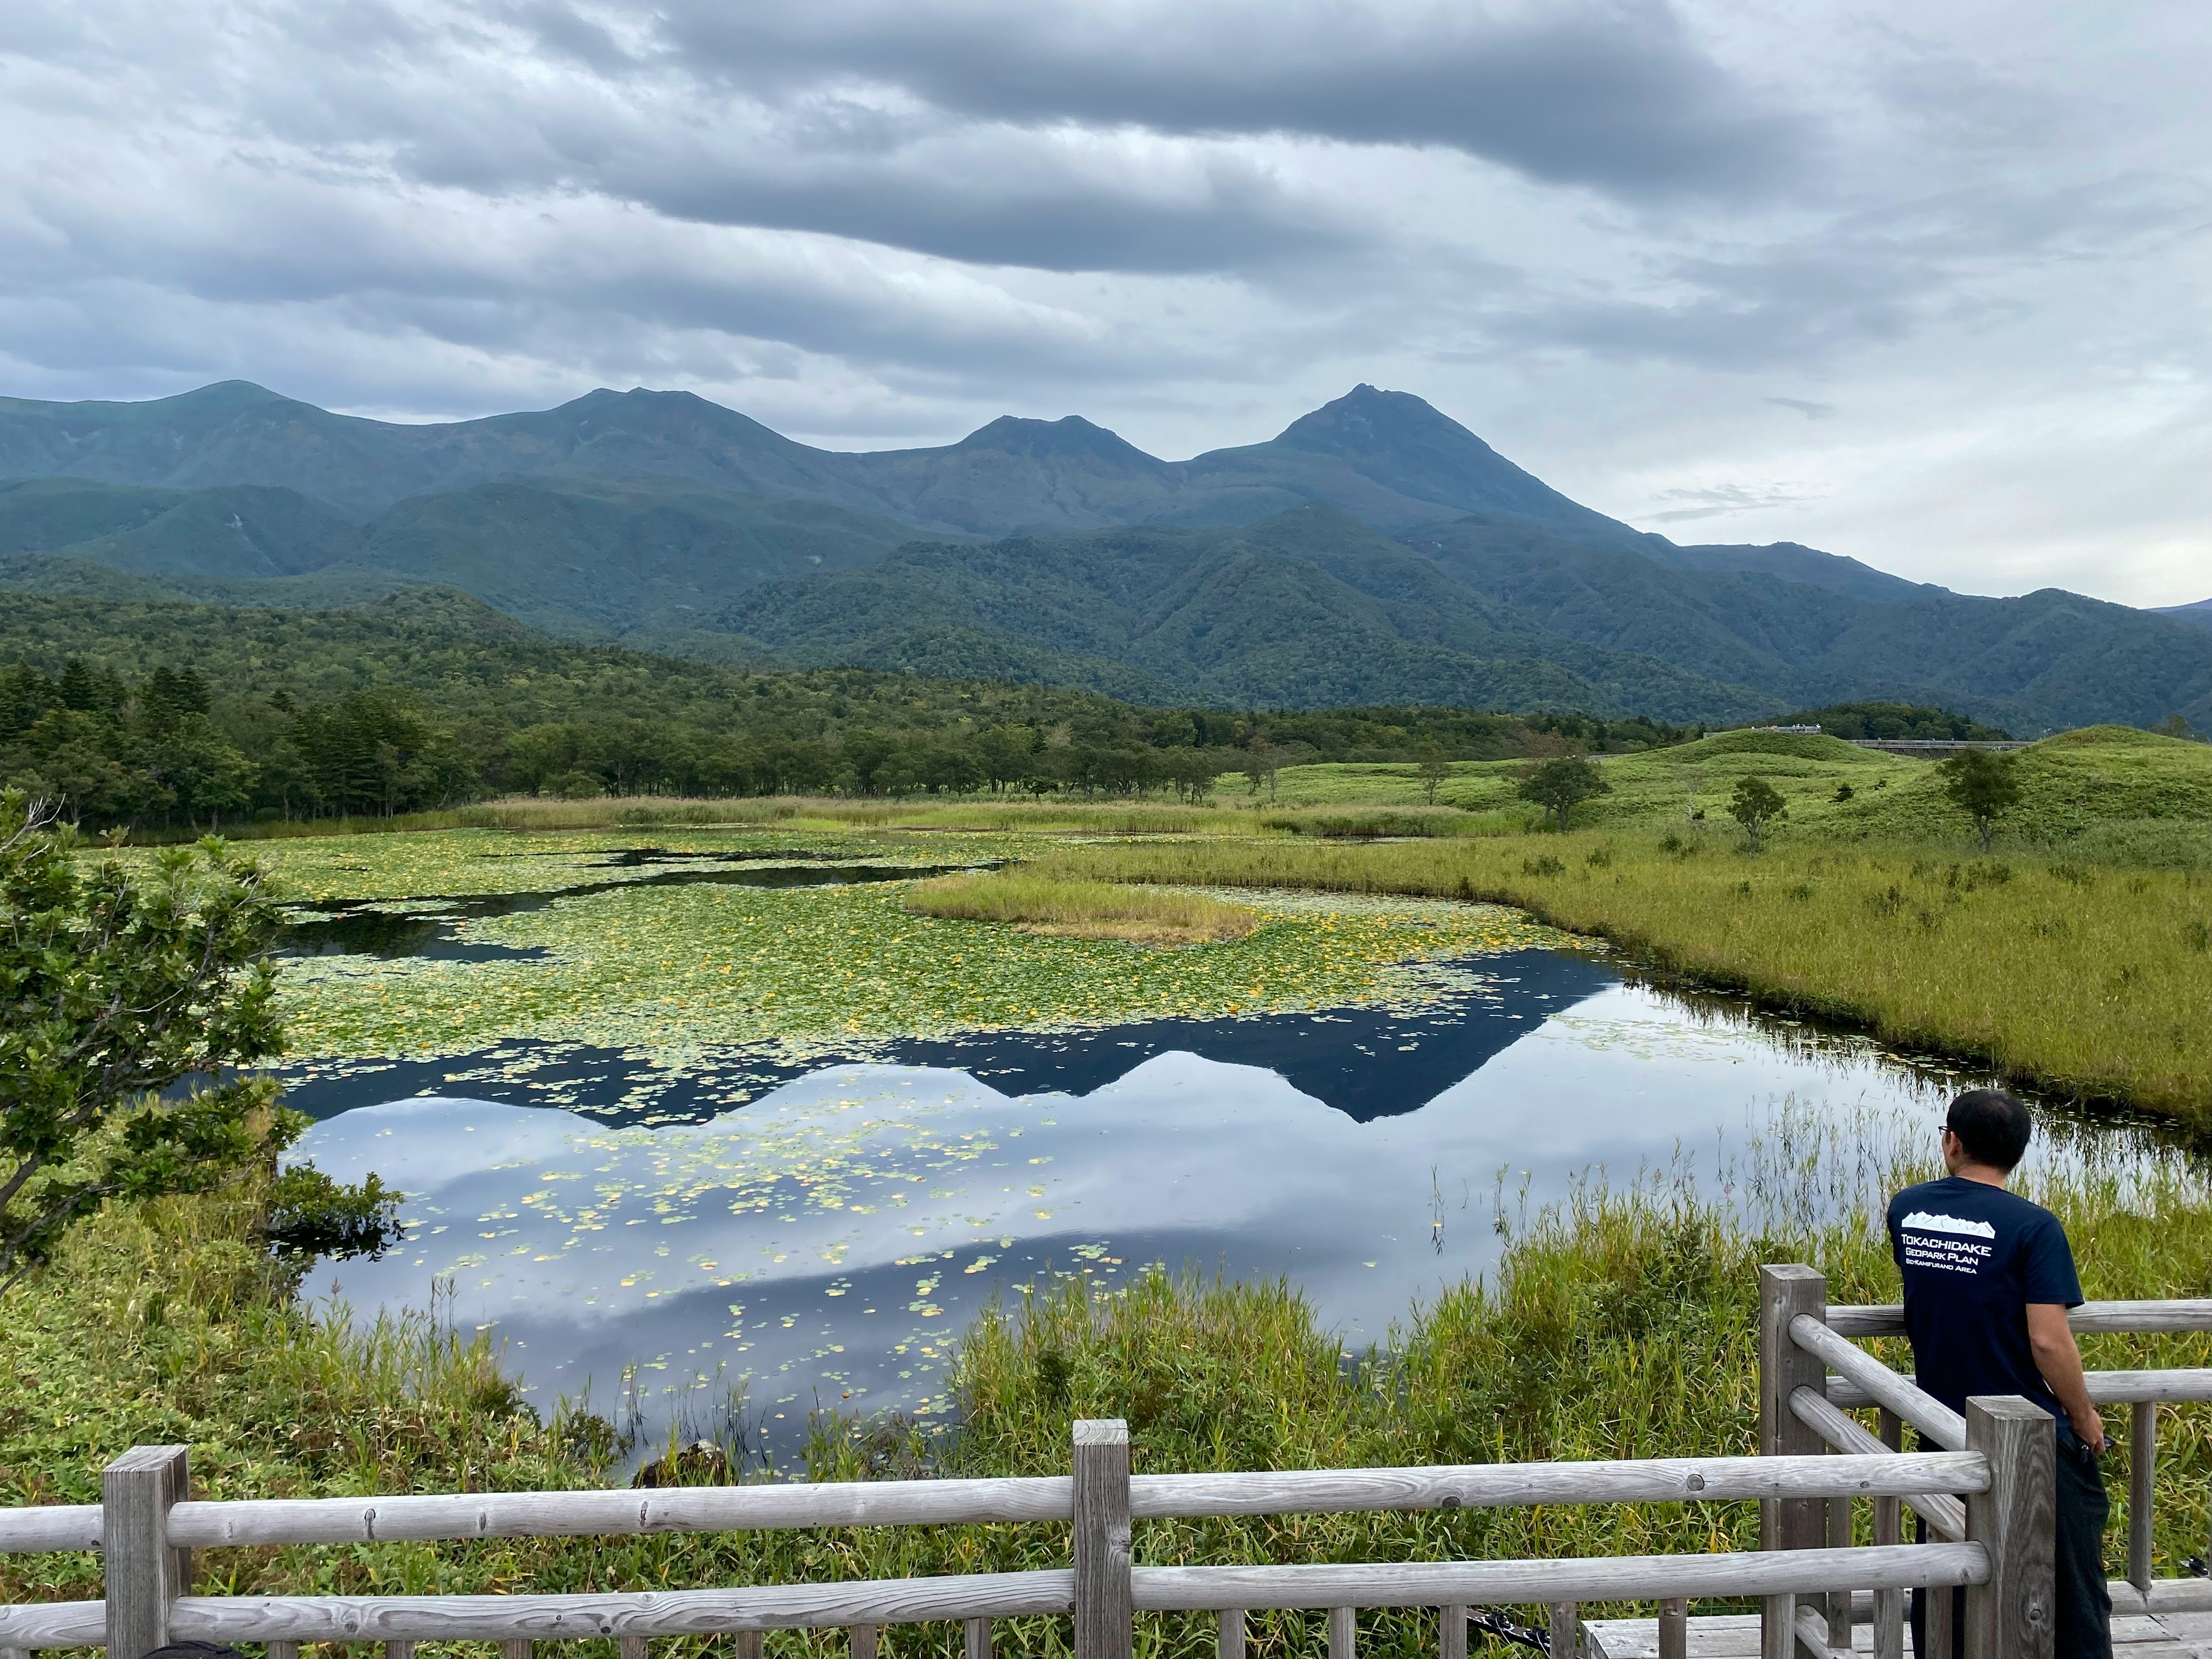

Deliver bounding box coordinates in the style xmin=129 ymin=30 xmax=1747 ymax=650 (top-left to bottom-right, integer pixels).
xmin=294 ymin=952 xmax=2089 ymax=1455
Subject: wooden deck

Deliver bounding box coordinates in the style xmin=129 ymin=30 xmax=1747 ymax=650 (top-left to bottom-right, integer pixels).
xmin=1582 ymin=1609 xmax=2212 ymax=1657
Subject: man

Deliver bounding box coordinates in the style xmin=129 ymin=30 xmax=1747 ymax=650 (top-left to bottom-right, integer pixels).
xmin=1888 ymin=1088 xmax=2110 ymax=1659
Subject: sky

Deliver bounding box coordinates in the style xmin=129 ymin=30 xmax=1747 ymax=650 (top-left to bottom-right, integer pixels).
xmin=1 ymin=1 xmax=2207 ymax=605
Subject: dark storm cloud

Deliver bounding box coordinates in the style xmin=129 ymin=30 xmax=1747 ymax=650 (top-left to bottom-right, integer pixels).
xmin=645 ymin=0 xmax=1815 ymax=199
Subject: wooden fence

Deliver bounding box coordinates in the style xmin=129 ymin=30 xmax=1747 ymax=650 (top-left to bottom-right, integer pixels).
xmin=4 ymin=1264 xmax=2210 ymax=1659
xmin=1754 ymin=1265 xmax=2212 ymax=1659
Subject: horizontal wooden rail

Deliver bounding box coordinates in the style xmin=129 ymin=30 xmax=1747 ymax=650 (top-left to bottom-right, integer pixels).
xmin=0 ymin=1602 xmax=103 ymax=1649
xmin=1790 ymin=1315 xmax=1966 ymax=1450
xmin=184 ymin=1571 xmax=1069 ymax=1643
xmin=1126 ymin=1543 xmax=1988 ymax=1611
xmin=0 ymin=1453 xmax=1995 ymax=1558
xmin=2107 ymin=1577 xmax=2212 ymax=1616
xmin=1786 ymin=1389 xmax=1965 ymax=1539
xmin=1826 ymin=1300 xmax=2212 ymax=1338
xmin=168 ymin=1477 xmax=1073 ymax=1548
xmin=1827 ymin=1368 xmax=2212 ymax=1410
xmin=0 ymin=1509 xmax=99 ymax=1556
xmin=1126 ymin=1454 xmax=1982 ymax=1518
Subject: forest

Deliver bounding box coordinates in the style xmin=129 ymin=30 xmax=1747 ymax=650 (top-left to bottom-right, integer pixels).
xmin=0 ymin=590 xmax=1701 ymax=828
xmin=0 ymin=591 xmax=2021 ymax=830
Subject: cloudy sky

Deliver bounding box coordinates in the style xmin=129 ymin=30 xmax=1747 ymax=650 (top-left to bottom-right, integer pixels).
xmin=2 ymin=1 xmax=2207 ymax=604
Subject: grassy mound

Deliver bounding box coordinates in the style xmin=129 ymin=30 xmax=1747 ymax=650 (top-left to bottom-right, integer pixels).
xmin=903 ymin=873 xmax=1259 ymax=945
xmin=1824 ymin=728 xmax=2212 ymax=852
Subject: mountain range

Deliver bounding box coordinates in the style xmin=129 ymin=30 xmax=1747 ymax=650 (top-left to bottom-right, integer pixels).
xmin=1 ymin=380 xmax=2207 ymax=732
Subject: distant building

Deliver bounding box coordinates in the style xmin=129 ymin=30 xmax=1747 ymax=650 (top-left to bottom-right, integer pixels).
xmin=1749 ymin=725 xmax=1824 ymax=735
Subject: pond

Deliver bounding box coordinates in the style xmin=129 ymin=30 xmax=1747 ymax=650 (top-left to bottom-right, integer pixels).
xmin=270 ymin=832 xmax=2172 ymax=1458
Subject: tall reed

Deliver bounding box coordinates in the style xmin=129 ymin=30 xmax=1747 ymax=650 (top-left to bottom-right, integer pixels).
xmin=1025 ymin=833 xmax=2212 ymax=1124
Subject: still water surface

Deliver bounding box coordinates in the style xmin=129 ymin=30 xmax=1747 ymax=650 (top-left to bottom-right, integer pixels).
xmin=288 ymin=921 xmax=2168 ymax=1453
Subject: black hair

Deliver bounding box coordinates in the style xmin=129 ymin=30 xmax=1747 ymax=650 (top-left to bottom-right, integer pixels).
xmin=1946 ymin=1088 xmax=2032 ymax=1172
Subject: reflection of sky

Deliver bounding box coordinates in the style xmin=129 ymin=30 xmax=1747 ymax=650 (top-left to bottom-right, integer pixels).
xmin=294 ymin=968 xmax=2110 ymax=1456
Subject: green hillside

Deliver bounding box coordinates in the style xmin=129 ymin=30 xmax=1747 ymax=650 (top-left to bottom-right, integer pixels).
xmin=0 ymin=588 xmax=1713 ymax=827
xmin=5 ymin=381 xmax=2207 ymax=731
xmin=1263 ymin=726 xmax=2212 ymax=860
xmin=724 ymin=505 xmax=1776 ymax=721
xmin=1408 ymin=516 xmax=2212 ymax=733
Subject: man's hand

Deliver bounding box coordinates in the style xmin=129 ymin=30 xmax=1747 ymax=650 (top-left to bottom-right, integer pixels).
xmin=2027 ymin=1302 xmax=2107 ymax=1454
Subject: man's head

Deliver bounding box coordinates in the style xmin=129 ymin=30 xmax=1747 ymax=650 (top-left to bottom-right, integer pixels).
xmin=1942 ymin=1088 xmax=2032 ymax=1179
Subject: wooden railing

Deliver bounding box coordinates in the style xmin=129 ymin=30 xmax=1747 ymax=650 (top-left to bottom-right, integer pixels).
xmin=12 ymin=1266 xmax=2209 ymax=1659
xmin=0 ymin=1419 xmax=1997 ymax=1659
xmin=1762 ymin=1265 xmax=2212 ymax=1659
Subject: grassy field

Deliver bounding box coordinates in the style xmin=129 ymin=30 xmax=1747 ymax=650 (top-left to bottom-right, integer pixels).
xmin=8 ymin=1134 xmax=2212 ymax=1658
xmin=1030 ymin=832 xmax=2212 ymax=1123
xmin=904 ymin=874 xmax=1259 ymax=944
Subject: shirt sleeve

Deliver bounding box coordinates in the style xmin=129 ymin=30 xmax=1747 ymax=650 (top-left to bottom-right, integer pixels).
xmin=1886 ymin=1197 xmax=1904 ymax=1267
xmin=2020 ymin=1213 xmax=2085 ymax=1306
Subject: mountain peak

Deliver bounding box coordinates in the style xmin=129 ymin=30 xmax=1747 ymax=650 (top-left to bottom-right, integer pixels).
xmin=1274 ymin=385 xmax=1494 ymax=460
xmin=951 ymin=414 xmax=1164 ymax=468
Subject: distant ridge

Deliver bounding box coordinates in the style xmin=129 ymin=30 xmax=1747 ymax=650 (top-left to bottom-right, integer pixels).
xmin=0 ymin=380 xmax=1653 ymax=541
xmin=2 ymin=379 xmax=2207 ymax=732
xmin=2156 ymin=598 xmax=2212 ymax=630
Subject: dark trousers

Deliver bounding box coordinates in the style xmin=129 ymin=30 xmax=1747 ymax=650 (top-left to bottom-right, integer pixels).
xmin=1910 ymin=1434 xmax=2111 ymax=1658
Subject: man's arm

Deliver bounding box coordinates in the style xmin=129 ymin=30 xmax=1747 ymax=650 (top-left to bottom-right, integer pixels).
xmin=2027 ymin=1302 xmax=2106 ymax=1453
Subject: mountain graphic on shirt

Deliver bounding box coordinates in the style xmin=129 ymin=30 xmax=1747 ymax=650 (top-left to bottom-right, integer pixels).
xmin=1901 ymin=1210 xmax=1998 ymax=1238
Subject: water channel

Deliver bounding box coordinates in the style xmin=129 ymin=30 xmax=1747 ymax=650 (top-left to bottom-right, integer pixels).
xmin=281 ymin=849 xmax=2178 ymax=1457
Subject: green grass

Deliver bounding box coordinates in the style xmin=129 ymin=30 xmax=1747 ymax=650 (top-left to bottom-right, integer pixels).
xmin=1028 ymin=832 xmax=2212 ymax=1123
xmin=1258 ymin=728 xmax=2212 ymax=863
xmin=903 ymin=874 xmax=1259 ymax=944
xmin=11 ymin=1131 xmax=2212 ymax=1659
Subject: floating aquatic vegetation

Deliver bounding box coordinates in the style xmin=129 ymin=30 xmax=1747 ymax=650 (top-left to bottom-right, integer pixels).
xmin=271 ymin=831 xmax=1569 ymax=1065
xmin=229 ymin=827 xmax=1026 ymax=906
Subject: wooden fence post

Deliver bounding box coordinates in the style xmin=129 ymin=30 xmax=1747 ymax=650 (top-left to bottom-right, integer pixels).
xmin=2130 ymin=1402 xmax=2156 ymax=1593
xmin=964 ymin=1616 xmax=993 ymax=1659
xmin=1328 ymin=1605 xmax=1355 ymax=1659
xmin=1963 ymin=1396 xmax=2055 ymax=1659
xmin=103 ymin=1445 xmax=190 ymax=1659
xmin=1073 ymin=1418 xmax=1132 ymax=1659
xmin=1438 ymin=1605 xmax=1465 ymax=1659
xmin=1757 ymin=1265 xmax=1825 ymax=1659
xmin=1657 ymin=1598 xmax=1686 ymax=1659
xmin=1218 ymin=1608 xmax=1247 ymax=1659
xmin=1548 ymin=1601 xmax=1578 ymax=1659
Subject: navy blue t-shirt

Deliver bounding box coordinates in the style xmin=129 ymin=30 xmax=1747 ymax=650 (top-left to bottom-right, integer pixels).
xmin=1887 ymin=1175 xmax=2083 ymax=1422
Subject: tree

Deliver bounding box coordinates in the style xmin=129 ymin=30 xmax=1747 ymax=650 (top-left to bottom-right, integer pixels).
xmin=1517 ymin=756 xmax=1609 ymax=831
xmin=1941 ymin=749 xmax=2021 ymax=852
xmin=1416 ymin=745 xmax=1448 ymax=806
xmin=1728 ymin=774 xmax=1787 ymax=851
xmin=0 ymin=796 xmax=282 ymax=1290
xmin=1243 ymin=741 xmax=1287 ymax=802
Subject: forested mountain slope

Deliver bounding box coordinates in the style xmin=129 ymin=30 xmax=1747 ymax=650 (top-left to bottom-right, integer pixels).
xmin=723 ymin=505 xmax=1774 ymax=720
xmin=1407 ymin=517 xmax=2212 ymax=733
xmin=2 ymin=379 xmax=2201 ymax=729
xmin=0 ymin=381 xmax=1643 ymax=540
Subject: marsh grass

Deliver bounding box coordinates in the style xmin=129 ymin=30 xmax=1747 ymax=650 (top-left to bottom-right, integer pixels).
xmin=11 ymin=1132 xmax=2212 ymax=1659
xmin=1028 ymin=833 xmax=2212 ymax=1124
xmin=903 ymin=874 xmax=1259 ymax=945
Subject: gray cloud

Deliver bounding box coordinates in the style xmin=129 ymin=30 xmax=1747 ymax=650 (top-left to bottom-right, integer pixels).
xmin=646 ymin=0 xmax=1816 ymax=200
xmin=0 ymin=1 xmax=2208 ymax=603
